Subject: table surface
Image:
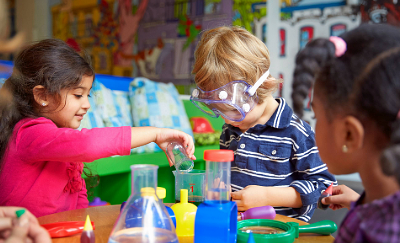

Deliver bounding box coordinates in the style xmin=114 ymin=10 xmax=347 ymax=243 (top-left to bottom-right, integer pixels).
xmin=38 ymin=204 xmax=334 ymax=243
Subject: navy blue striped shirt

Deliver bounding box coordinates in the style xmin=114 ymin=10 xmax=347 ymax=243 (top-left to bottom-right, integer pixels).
xmin=220 ymin=98 xmax=337 ymax=222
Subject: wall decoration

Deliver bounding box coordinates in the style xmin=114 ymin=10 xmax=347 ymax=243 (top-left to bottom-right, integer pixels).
xmin=260 ymin=0 xmax=362 ymax=128
xmin=52 ymin=0 xmax=148 ymax=77
xmin=360 ymin=0 xmax=400 ymax=26
xmin=232 ymin=0 xmax=266 ymax=33
xmin=48 ymin=0 xmax=368 ymax=101
xmin=136 ymin=0 xmax=233 ymax=85
xmin=177 ymin=15 xmax=201 ymax=51
xmin=330 ymin=23 xmax=347 ymax=36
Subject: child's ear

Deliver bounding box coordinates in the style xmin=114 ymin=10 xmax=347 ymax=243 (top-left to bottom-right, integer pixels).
xmin=341 ymin=116 xmax=364 ymax=153
xmin=32 ymin=85 xmax=48 ymax=107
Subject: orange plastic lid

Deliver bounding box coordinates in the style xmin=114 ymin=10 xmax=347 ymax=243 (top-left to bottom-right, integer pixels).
xmin=204 ymin=150 xmax=234 ymax=162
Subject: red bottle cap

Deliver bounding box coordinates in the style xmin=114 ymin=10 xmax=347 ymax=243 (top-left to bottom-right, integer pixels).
xmin=325 ymin=183 xmax=333 ymax=195
xmin=204 ymin=150 xmax=234 ymax=162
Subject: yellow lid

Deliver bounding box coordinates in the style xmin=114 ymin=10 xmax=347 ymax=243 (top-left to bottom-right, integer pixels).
xmin=83 ymin=215 xmax=93 ymax=231
xmin=157 ymin=187 xmax=166 ymax=199
xmin=140 ymin=187 xmax=155 ymax=197
xmin=140 ymin=187 xmax=167 ymax=199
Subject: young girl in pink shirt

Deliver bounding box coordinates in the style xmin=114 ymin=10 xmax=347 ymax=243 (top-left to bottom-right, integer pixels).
xmin=0 ymin=39 xmax=195 ymax=217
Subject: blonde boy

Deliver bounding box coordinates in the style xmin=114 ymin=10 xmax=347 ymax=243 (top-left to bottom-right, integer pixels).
xmin=190 ymin=26 xmax=336 ymax=221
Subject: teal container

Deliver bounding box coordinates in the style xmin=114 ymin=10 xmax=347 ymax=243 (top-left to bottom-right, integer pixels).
xmin=173 ymin=170 xmax=205 ymax=204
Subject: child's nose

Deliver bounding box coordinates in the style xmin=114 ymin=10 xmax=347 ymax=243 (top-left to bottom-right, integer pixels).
xmin=82 ymin=97 xmax=91 ymax=109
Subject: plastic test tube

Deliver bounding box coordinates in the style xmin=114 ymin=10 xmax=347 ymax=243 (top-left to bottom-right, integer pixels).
xmin=204 ymin=150 xmax=233 ymax=203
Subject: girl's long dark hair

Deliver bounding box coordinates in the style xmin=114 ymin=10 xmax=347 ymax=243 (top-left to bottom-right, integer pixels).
xmin=292 ymin=24 xmax=400 ymax=183
xmin=0 ymin=39 xmax=94 ymax=168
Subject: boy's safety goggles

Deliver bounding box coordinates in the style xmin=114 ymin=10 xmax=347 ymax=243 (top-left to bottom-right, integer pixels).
xmin=190 ymin=70 xmax=269 ymax=122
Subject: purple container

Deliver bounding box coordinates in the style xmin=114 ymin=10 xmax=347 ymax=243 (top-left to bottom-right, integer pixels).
xmin=88 ymin=197 xmax=108 ymax=207
xmin=238 ymin=205 xmax=276 ymax=221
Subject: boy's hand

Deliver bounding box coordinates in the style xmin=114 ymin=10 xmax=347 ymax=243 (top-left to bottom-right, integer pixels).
xmin=231 ymin=185 xmax=268 ymax=211
xmin=321 ymin=185 xmax=360 ymax=210
xmin=155 ymin=128 xmax=196 ymax=166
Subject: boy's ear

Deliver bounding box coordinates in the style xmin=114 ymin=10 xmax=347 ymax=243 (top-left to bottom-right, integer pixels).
xmin=32 ymin=85 xmax=48 ymax=107
xmin=340 ymin=116 xmax=365 ymax=152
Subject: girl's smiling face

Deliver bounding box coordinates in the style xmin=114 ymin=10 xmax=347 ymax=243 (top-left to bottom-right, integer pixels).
xmin=44 ymin=75 xmax=93 ymax=129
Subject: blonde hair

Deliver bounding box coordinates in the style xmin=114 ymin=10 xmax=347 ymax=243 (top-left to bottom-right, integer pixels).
xmin=192 ymin=26 xmax=282 ymax=104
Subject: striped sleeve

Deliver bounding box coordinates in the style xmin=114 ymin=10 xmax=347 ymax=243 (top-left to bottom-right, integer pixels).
xmin=289 ymin=133 xmax=337 ymax=220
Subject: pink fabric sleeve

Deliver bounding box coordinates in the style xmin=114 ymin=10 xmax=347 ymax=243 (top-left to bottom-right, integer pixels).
xmin=16 ymin=117 xmax=132 ymax=163
xmin=77 ymin=181 xmax=89 ymax=209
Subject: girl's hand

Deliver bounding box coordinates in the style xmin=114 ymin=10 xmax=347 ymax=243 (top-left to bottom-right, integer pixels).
xmin=154 ymin=128 xmax=196 ymax=166
xmin=321 ymin=185 xmax=360 ymax=210
xmin=231 ymin=185 xmax=269 ymax=211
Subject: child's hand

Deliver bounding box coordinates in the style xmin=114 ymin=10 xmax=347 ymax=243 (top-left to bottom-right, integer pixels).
xmin=154 ymin=128 xmax=196 ymax=166
xmin=231 ymin=185 xmax=268 ymax=211
xmin=0 ymin=207 xmax=51 ymax=243
xmin=321 ymin=185 xmax=360 ymax=210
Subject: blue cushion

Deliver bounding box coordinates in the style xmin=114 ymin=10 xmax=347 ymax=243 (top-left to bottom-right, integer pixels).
xmin=78 ymin=92 xmax=105 ymax=130
xmin=92 ymin=78 xmax=133 ymax=127
xmin=129 ymin=77 xmax=193 ymax=154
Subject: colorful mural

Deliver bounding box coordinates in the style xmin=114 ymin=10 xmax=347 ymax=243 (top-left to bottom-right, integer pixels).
xmin=52 ymin=0 xmax=148 ymax=76
xmin=135 ymin=0 xmax=233 ymax=84
xmin=49 ymin=0 xmax=369 ymax=96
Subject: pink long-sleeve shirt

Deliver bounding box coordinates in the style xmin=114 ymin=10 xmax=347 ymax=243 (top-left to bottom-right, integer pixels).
xmin=0 ymin=117 xmax=131 ymax=217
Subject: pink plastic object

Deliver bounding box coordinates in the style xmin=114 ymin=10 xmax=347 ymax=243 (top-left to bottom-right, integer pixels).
xmin=325 ymin=183 xmax=333 ymax=195
xmin=41 ymin=221 xmax=95 ymax=238
xmin=238 ymin=205 xmax=276 ymax=221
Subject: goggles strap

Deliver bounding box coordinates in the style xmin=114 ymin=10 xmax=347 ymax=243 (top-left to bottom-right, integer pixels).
xmin=248 ymin=69 xmax=270 ymax=96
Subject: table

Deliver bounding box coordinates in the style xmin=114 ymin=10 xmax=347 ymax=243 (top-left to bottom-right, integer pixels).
xmin=38 ymin=205 xmax=334 ymax=243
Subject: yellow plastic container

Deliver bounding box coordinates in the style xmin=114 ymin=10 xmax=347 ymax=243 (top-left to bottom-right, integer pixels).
xmin=171 ymin=189 xmax=197 ymax=243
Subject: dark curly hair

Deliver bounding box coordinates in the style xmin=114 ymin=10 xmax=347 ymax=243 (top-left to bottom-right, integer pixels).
xmin=292 ymin=23 xmax=400 ymax=183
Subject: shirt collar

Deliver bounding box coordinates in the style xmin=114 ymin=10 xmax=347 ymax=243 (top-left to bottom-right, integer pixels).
xmin=266 ymin=98 xmax=293 ymax=129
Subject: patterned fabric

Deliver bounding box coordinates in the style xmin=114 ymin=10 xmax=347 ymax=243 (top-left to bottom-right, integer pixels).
xmin=335 ymin=190 xmax=400 ymax=243
xmin=92 ymin=79 xmax=133 ymax=127
xmin=78 ymin=84 xmax=105 ymax=130
xmin=129 ymin=77 xmax=193 ymax=153
xmin=220 ymin=98 xmax=337 ymax=222
xmin=64 ymin=162 xmax=84 ymax=193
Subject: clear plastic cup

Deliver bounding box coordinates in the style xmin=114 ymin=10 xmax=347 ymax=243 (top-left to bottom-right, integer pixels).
xmin=166 ymin=142 xmax=194 ymax=172
xmin=173 ymin=170 xmax=205 ymax=205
